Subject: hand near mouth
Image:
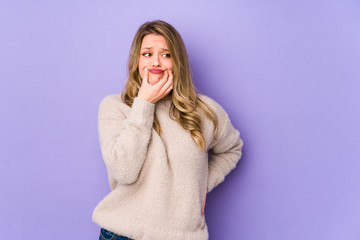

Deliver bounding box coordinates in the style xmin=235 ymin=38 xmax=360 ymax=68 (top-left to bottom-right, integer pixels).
xmin=147 ymin=68 xmax=167 ymax=84
xmin=138 ymin=68 xmax=173 ymax=104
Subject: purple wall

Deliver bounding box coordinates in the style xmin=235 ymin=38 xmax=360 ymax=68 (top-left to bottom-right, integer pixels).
xmin=1 ymin=1 xmax=359 ymax=239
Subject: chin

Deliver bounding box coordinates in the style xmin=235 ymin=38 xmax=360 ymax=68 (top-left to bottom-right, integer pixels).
xmin=149 ymin=75 xmax=162 ymax=85
xmin=149 ymin=79 xmax=161 ymax=85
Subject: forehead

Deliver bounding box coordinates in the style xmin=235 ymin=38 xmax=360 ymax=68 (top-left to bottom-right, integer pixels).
xmin=141 ymin=34 xmax=168 ymax=48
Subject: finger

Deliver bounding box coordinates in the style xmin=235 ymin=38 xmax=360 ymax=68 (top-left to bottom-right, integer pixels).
xmin=164 ymin=69 xmax=173 ymax=84
xmin=142 ymin=67 xmax=150 ymax=86
xmin=167 ymin=69 xmax=174 ymax=86
xmin=154 ymin=69 xmax=169 ymax=87
xmin=163 ymin=83 xmax=173 ymax=96
xmin=168 ymin=69 xmax=173 ymax=82
xmin=161 ymin=74 xmax=173 ymax=93
xmin=160 ymin=70 xmax=172 ymax=90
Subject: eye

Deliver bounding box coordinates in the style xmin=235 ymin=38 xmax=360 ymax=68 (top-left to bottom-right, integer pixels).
xmin=162 ymin=53 xmax=171 ymax=58
xmin=142 ymin=53 xmax=151 ymax=57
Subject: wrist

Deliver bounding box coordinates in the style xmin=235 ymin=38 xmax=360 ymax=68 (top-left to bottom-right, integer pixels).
xmin=137 ymin=96 xmax=152 ymax=104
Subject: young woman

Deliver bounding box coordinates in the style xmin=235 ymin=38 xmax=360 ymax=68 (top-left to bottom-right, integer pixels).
xmin=93 ymin=20 xmax=244 ymax=240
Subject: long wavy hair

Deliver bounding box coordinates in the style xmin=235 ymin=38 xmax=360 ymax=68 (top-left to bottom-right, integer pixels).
xmin=121 ymin=20 xmax=219 ymax=151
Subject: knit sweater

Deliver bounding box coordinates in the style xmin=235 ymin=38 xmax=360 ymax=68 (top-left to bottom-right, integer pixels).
xmin=92 ymin=93 xmax=244 ymax=240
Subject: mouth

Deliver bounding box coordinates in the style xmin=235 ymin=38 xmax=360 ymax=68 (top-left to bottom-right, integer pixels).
xmin=148 ymin=68 xmax=164 ymax=74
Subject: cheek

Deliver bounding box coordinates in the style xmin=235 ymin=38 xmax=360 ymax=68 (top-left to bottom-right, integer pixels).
xmin=164 ymin=59 xmax=173 ymax=69
xmin=139 ymin=68 xmax=144 ymax=79
xmin=138 ymin=60 xmax=144 ymax=70
xmin=139 ymin=57 xmax=145 ymax=66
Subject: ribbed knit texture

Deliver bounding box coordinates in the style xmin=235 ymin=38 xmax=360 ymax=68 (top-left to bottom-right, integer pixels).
xmin=92 ymin=93 xmax=244 ymax=240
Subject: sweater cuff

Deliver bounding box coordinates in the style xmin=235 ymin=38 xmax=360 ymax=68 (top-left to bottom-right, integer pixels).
xmin=129 ymin=97 xmax=155 ymax=128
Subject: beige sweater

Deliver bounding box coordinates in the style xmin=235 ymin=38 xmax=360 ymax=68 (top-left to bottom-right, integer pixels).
xmin=92 ymin=93 xmax=244 ymax=240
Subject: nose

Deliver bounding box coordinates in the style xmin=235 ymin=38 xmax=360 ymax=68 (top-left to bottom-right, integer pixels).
xmin=152 ymin=55 xmax=160 ymax=67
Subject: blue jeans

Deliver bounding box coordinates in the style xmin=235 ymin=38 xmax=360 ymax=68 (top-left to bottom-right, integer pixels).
xmin=99 ymin=228 xmax=134 ymax=240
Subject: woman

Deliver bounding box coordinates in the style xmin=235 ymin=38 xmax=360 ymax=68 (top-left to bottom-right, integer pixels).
xmin=93 ymin=20 xmax=244 ymax=240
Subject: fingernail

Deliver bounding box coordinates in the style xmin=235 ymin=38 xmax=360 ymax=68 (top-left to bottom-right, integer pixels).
xmin=144 ymin=67 xmax=147 ymax=71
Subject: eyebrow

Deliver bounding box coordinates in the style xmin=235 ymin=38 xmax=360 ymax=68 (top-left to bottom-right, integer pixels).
xmin=141 ymin=47 xmax=169 ymax=51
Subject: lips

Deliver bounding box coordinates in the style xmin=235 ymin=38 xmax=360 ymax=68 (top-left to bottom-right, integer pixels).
xmin=148 ymin=68 xmax=164 ymax=74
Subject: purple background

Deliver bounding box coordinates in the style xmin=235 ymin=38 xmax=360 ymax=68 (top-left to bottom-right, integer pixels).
xmin=1 ymin=1 xmax=359 ymax=239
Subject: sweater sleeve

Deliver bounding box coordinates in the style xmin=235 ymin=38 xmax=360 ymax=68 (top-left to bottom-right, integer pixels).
xmin=206 ymin=101 xmax=244 ymax=193
xmin=97 ymin=95 xmax=155 ymax=185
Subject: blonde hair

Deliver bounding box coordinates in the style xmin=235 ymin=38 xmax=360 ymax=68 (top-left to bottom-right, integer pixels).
xmin=121 ymin=20 xmax=218 ymax=151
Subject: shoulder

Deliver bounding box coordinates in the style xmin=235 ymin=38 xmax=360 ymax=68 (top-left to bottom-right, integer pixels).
xmin=99 ymin=93 xmax=127 ymax=107
xmin=100 ymin=93 xmax=122 ymax=103
xmin=98 ymin=93 xmax=130 ymax=116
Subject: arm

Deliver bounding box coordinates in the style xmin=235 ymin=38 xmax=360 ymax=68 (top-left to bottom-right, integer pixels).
xmin=98 ymin=95 xmax=155 ymax=185
xmin=207 ymin=105 xmax=244 ymax=193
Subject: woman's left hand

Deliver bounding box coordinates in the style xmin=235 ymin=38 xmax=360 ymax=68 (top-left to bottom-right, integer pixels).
xmin=201 ymin=190 xmax=207 ymax=215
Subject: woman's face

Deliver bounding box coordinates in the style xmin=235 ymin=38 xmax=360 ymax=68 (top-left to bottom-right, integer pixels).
xmin=138 ymin=33 xmax=173 ymax=85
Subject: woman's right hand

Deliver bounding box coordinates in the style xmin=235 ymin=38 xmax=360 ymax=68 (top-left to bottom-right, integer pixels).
xmin=137 ymin=68 xmax=173 ymax=104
